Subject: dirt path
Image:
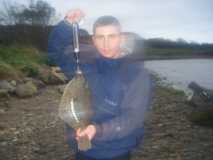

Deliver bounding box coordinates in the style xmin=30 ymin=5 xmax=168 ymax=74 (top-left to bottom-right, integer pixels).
xmin=0 ymin=85 xmax=213 ymax=160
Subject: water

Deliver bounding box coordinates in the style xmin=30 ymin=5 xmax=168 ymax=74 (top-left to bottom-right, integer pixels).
xmin=145 ymin=59 xmax=213 ymax=95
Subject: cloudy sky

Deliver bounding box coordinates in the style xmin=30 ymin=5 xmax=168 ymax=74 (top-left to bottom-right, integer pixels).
xmin=1 ymin=0 xmax=213 ymax=43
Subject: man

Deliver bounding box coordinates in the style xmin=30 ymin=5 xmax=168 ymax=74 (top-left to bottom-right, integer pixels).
xmin=48 ymin=9 xmax=153 ymax=160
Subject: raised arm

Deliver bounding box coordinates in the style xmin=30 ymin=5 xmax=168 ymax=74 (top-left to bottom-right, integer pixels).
xmin=47 ymin=9 xmax=87 ymax=79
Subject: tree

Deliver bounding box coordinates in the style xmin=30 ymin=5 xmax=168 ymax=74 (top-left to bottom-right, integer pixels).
xmin=0 ymin=1 xmax=17 ymax=25
xmin=0 ymin=0 xmax=56 ymax=26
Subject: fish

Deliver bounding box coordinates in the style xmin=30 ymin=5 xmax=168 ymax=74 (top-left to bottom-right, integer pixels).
xmin=58 ymin=73 xmax=93 ymax=151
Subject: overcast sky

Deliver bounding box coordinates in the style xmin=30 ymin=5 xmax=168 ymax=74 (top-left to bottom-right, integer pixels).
xmin=1 ymin=0 xmax=213 ymax=43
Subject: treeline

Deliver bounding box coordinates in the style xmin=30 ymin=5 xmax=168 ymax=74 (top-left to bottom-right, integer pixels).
xmin=0 ymin=0 xmax=56 ymax=50
xmin=0 ymin=25 xmax=53 ymax=50
xmin=144 ymin=38 xmax=213 ymax=50
xmin=0 ymin=0 xmax=212 ymax=58
xmin=1 ymin=24 xmax=213 ymax=56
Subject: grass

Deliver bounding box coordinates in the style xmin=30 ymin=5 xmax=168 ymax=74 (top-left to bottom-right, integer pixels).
xmin=0 ymin=45 xmax=48 ymax=80
xmin=0 ymin=60 xmax=21 ymax=80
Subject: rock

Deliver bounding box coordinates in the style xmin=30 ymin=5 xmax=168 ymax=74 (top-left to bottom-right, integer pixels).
xmin=57 ymin=85 xmax=66 ymax=94
xmin=152 ymin=145 xmax=159 ymax=149
xmin=15 ymin=81 xmax=38 ymax=98
xmin=0 ymin=80 xmax=16 ymax=93
xmin=51 ymin=66 xmax=60 ymax=73
xmin=188 ymin=94 xmax=213 ymax=110
xmin=37 ymin=66 xmax=50 ymax=84
xmin=32 ymin=146 xmax=41 ymax=153
xmin=0 ymin=100 xmax=10 ymax=111
xmin=0 ymin=141 xmax=8 ymax=146
xmin=188 ymin=82 xmax=213 ymax=111
xmin=51 ymin=67 xmax=68 ymax=83
xmin=38 ymin=66 xmax=67 ymax=85
xmin=10 ymin=80 xmax=17 ymax=87
xmin=157 ymin=123 xmax=164 ymax=127
xmin=0 ymin=89 xmax=9 ymax=98
xmin=23 ymin=77 xmax=45 ymax=89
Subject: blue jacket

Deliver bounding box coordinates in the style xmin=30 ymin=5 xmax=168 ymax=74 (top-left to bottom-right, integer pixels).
xmin=48 ymin=21 xmax=153 ymax=159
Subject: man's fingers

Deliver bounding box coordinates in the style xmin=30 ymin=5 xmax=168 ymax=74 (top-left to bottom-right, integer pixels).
xmin=76 ymin=128 xmax=82 ymax=135
xmin=76 ymin=128 xmax=86 ymax=137
xmin=75 ymin=128 xmax=82 ymax=140
xmin=79 ymin=130 xmax=86 ymax=137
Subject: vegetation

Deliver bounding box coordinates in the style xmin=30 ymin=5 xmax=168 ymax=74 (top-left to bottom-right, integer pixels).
xmin=0 ymin=0 xmax=56 ymax=26
xmin=0 ymin=0 xmax=56 ymax=50
xmin=143 ymin=38 xmax=213 ymax=59
xmin=189 ymin=110 xmax=213 ymax=128
xmin=0 ymin=45 xmax=48 ymax=80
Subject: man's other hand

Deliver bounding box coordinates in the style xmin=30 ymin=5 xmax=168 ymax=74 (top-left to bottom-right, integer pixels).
xmin=65 ymin=9 xmax=85 ymax=24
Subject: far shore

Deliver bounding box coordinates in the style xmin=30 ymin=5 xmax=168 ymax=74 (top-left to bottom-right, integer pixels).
xmin=144 ymin=54 xmax=213 ymax=61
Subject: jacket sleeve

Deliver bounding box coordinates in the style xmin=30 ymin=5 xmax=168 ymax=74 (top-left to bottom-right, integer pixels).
xmin=94 ymin=68 xmax=154 ymax=142
xmin=47 ymin=21 xmax=77 ymax=79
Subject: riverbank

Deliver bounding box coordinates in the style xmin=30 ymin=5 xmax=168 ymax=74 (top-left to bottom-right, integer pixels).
xmin=0 ymin=81 xmax=213 ymax=160
xmin=132 ymin=85 xmax=213 ymax=160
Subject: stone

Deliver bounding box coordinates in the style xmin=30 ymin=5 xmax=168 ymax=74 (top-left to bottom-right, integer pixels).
xmin=0 ymin=80 xmax=15 ymax=93
xmin=38 ymin=66 xmax=68 ymax=85
xmin=50 ymin=67 xmax=68 ymax=84
xmin=57 ymin=85 xmax=66 ymax=94
xmin=0 ymin=89 xmax=9 ymax=98
xmin=0 ymin=141 xmax=8 ymax=146
xmin=10 ymin=80 xmax=17 ymax=87
xmin=15 ymin=81 xmax=38 ymax=98
xmin=37 ymin=66 xmax=51 ymax=83
xmin=23 ymin=77 xmax=45 ymax=89
xmin=0 ymin=109 xmax=6 ymax=114
xmin=0 ymin=100 xmax=10 ymax=111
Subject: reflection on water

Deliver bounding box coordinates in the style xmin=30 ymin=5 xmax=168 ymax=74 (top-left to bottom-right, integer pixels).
xmin=145 ymin=59 xmax=213 ymax=94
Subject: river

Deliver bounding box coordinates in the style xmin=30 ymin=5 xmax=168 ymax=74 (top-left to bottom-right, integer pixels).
xmin=145 ymin=59 xmax=213 ymax=95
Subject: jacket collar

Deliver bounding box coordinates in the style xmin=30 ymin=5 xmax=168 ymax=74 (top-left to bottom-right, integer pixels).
xmin=96 ymin=54 xmax=124 ymax=73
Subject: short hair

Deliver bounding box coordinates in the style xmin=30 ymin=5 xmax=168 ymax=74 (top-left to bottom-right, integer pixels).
xmin=93 ymin=16 xmax=121 ymax=34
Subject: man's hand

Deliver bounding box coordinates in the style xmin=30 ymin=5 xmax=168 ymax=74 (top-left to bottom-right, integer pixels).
xmin=76 ymin=125 xmax=96 ymax=141
xmin=65 ymin=9 xmax=85 ymax=24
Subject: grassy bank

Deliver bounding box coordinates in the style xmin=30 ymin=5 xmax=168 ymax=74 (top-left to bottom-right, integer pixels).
xmin=0 ymin=45 xmax=49 ymax=80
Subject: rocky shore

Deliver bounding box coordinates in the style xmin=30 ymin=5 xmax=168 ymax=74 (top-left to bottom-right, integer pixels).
xmin=0 ymin=80 xmax=213 ymax=160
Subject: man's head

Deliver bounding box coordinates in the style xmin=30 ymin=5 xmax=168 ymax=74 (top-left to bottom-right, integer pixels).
xmin=92 ymin=16 xmax=122 ymax=58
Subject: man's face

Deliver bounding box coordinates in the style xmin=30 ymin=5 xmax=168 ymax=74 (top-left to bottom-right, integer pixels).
xmin=93 ymin=25 xmax=121 ymax=58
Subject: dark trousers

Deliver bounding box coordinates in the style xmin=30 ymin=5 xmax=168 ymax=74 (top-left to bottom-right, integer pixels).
xmin=75 ymin=152 xmax=130 ymax=160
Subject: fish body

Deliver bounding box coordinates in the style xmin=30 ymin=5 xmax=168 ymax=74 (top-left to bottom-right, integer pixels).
xmin=59 ymin=73 xmax=93 ymax=151
xmin=59 ymin=73 xmax=92 ymax=129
